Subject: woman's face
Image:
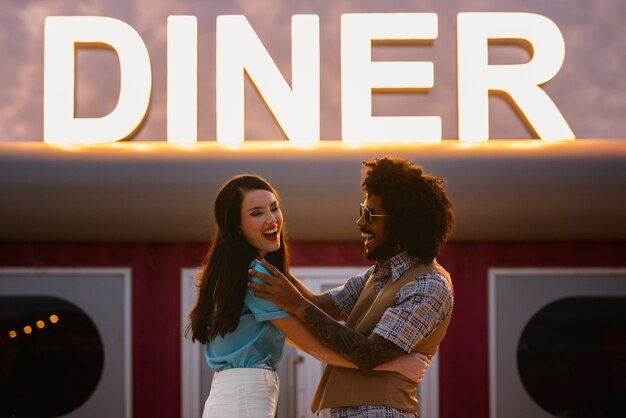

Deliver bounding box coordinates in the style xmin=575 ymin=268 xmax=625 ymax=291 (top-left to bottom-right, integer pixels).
xmin=240 ymin=189 xmax=283 ymax=257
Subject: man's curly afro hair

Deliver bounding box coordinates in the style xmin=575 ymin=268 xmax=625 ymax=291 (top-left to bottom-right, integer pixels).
xmin=361 ymin=157 xmax=455 ymax=262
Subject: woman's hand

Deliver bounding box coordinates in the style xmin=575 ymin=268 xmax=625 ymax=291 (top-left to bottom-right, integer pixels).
xmin=374 ymin=352 xmax=431 ymax=384
xmin=248 ymin=259 xmax=308 ymax=315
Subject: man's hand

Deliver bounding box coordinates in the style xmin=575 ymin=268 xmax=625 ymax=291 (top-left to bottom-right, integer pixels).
xmin=376 ymin=352 xmax=431 ymax=384
xmin=248 ymin=259 xmax=308 ymax=315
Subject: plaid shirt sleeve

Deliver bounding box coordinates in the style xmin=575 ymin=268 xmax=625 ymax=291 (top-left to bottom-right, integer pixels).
xmin=373 ymin=273 xmax=454 ymax=353
xmin=327 ymin=266 xmax=374 ymax=321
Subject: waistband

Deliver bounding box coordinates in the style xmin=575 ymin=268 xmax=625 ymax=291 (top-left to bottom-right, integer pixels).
xmin=213 ymin=367 xmax=278 ymax=384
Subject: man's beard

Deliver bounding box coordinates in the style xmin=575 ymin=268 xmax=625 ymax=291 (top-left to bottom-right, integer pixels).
xmin=365 ymin=238 xmax=397 ymax=261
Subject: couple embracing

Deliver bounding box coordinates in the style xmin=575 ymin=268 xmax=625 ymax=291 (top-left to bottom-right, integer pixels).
xmin=186 ymin=157 xmax=455 ymax=418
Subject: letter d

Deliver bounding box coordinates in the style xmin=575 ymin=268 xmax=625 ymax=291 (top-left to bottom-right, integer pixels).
xmin=44 ymin=17 xmax=151 ymax=145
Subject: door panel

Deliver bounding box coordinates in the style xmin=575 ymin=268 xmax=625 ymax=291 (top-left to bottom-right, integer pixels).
xmin=0 ymin=268 xmax=131 ymax=418
xmin=489 ymin=269 xmax=626 ymax=418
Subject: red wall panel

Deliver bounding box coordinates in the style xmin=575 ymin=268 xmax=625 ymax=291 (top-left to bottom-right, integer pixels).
xmin=1 ymin=241 xmax=625 ymax=418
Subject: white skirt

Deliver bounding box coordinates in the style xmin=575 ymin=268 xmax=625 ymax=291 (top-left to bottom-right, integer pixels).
xmin=202 ymin=368 xmax=279 ymax=418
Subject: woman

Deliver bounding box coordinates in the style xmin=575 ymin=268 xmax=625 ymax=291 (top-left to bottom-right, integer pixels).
xmin=186 ymin=174 xmax=428 ymax=418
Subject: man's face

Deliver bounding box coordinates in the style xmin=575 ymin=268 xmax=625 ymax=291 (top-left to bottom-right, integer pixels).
xmin=357 ymin=194 xmax=399 ymax=261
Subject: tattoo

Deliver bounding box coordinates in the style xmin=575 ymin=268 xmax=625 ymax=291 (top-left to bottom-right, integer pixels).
xmin=301 ymin=304 xmax=404 ymax=371
xmin=315 ymin=294 xmax=343 ymax=321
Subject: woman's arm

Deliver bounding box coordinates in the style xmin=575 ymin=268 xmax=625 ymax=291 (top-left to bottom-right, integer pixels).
xmin=271 ymin=315 xmax=430 ymax=384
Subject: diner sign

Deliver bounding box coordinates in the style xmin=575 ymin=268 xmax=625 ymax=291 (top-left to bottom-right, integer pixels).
xmin=43 ymin=13 xmax=575 ymax=146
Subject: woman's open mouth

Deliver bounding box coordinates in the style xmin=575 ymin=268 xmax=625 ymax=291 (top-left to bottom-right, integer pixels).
xmin=263 ymin=227 xmax=279 ymax=241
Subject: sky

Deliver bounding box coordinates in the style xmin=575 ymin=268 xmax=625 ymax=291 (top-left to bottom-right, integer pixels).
xmin=0 ymin=0 xmax=625 ymax=142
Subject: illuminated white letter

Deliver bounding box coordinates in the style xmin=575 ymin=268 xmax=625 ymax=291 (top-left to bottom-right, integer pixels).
xmin=341 ymin=13 xmax=440 ymax=145
xmin=457 ymin=13 xmax=575 ymax=142
xmin=216 ymin=15 xmax=320 ymax=147
xmin=167 ymin=16 xmax=198 ymax=146
xmin=44 ymin=16 xmax=151 ymax=145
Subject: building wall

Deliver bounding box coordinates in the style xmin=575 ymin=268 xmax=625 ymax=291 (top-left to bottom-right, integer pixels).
xmin=437 ymin=241 xmax=626 ymax=418
xmin=1 ymin=241 xmax=625 ymax=418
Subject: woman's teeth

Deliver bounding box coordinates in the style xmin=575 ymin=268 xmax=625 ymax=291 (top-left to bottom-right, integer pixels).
xmin=263 ymin=227 xmax=279 ymax=238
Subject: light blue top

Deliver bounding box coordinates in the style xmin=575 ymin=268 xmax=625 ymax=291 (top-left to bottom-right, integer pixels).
xmin=204 ymin=259 xmax=289 ymax=371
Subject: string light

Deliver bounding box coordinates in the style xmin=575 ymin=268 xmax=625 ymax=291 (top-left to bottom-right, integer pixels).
xmin=5 ymin=316 xmax=59 ymax=340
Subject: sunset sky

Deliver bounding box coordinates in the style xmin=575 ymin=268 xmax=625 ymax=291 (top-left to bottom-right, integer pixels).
xmin=1 ymin=0 xmax=624 ymax=142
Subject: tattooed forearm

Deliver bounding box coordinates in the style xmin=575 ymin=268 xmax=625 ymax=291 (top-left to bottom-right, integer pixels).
xmin=301 ymin=304 xmax=405 ymax=371
xmin=321 ymin=302 xmax=343 ymax=321
xmin=314 ymin=293 xmax=344 ymax=321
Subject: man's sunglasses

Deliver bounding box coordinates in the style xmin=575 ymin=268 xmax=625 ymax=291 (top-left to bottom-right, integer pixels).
xmin=359 ymin=203 xmax=387 ymax=224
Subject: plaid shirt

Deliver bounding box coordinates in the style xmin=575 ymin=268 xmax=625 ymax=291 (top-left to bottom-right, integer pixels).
xmin=327 ymin=252 xmax=454 ymax=417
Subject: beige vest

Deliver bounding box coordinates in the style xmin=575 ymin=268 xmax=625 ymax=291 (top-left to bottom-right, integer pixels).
xmin=311 ymin=261 xmax=453 ymax=413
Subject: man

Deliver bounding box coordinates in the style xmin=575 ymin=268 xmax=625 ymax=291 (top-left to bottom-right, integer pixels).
xmin=249 ymin=157 xmax=455 ymax=417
